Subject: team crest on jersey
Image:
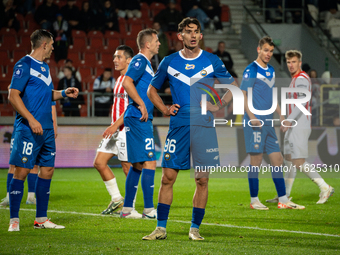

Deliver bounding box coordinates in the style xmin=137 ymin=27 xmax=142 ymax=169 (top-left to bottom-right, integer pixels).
xmin=133 ymin=61 xmax=142 ymax=70
xmin=200 ymin=69 xmax=207 ymax=77
xmin=164 ymin=153 xmax=171 ymax=161
xmin=148 ymin=151 xmax=154 ymax=158
xmin=41 ymin=66 xmax=46 ymax=72
xmin=21 ymin=157 xmax=28 ymax=163
xmin=185 ymin=64 xmax=195 ymax=70
xmin=254 ymin=144 xmax=259 ymax=149
xmin=13 ymin=68 xmax=23 ymax=78
xmin=266 ymin=72 xmax=271 ymax=76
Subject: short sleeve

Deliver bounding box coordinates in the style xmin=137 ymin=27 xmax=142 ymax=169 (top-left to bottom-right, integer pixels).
xmin=212 ymin=55 xmax=234 ymax=83
xmin=125 ymin=57 xmax=147 ymax=82
xmin=151 ymin=57 xmax=168 ymax=90
xmin=240 ymin=66 xmax=256 ymax=92
xmin=10 ymin=61 xmax=30 ymax=92
xmin=93 ymin=78 xmax=100 ymax=90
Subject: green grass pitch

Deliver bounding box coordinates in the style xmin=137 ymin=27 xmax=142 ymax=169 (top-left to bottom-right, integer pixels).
xmin=0 ymin=168 xmax=339 ymax=254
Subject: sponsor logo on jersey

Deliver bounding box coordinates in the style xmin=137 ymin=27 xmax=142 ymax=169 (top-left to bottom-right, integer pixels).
xmin=14 ymin=68 xmax=23 ymax=78
xmin=206 ymin=148 xmax=219 ymax=153
xmin=185 ymin=64 xmax=195 ymax=70
xmin=266 ymin=72 xmax=271 ymax=76
xmin=41 ymin=66 xmax=46 ymax=72
xmin=174 ymin=73 xmax=180 ymax=77
xmin=125 ymin=127 xmax=130 ymax=132
xmin=148 ymin=151 xmax=154 ymax=158
xmin=164 ymin=153 xmax=171 ymax=161
xmin=38 ymin=74 xmax=42 ymax=77
xmin=21 ymin=156 xmax=28 ymax=163
xmin=133 ymin=61 xmax=142 ymax=70
xmin=254 ymin=144 xmax=259 ymax=149
xmin=200 ymin=69 xmax=207 ymax=77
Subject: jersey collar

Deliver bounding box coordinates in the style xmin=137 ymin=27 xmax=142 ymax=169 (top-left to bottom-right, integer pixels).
xmin=27 ymin=55 xmax=43 ymax=64
xmin=138 ymin=53 xmax=151 ymax=65
xmin=254 ymin=60 xmax=268 ymax=70
xmin=179 ymin=49 xmax=203 ymax=60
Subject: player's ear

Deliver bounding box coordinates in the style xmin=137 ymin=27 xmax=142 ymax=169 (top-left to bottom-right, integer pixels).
xmin=177 ymin=32 xmax=183 ymax=41
xmin=127 ymin=57 xmax=132 ymax=64
xmin=257 ymin=46 xmax=260 ymax=54
xmin=199 ymin=33 xmax=203 ymax=40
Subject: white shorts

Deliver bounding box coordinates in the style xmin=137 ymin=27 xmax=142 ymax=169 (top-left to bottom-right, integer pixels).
xmin=97 ymin=130 xmax=128 ymax=161
xmin=284 ymin=127 xmax=311 ymax=159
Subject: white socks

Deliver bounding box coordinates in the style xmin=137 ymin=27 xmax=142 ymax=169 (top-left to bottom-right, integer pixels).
xmin=27 ymin=192 xmax=35 ymax=200
xmin=251 ymin=197 xmax=259 ymax=203
xmin=278 ymin=195 xmax=289 ymax=203
xmin=104 ymin=178 xmax=122 ymax=201
xmin=284 ymin=160 xmax=296 ymax=198
xmin=301 ymin=162 xmax=329 ymax=191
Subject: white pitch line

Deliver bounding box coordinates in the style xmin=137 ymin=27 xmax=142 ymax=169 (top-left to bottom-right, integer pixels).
xmin=1 ymin=207 xmax=339 ymax=238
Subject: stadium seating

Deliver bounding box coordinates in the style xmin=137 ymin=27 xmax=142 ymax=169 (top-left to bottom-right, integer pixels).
xmin=0 ymin=50 xmax=10 ymax=66
xmin=87 ymin=30 xmax=105 ymax=49
xmin=221 ymin=5 xmax=231 ymax=23
xmin=150 ymin=2 xmax=166 ymax=18
xmin=12 ymin=49 xmax=27 ymax=63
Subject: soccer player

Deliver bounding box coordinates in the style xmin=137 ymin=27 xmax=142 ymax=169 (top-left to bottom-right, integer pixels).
xmin=115 ymin=29 xmax=160 ymax=219
xmin=1 ymin=93 xmax=58 ymax=207
xmin=266 ymin=50 xmax=334 ymax=204
xmin=94 ymin=45 xmax=141 ymax=216
xmin=7 ymin=29 xmax=79 ymax=231
xmin=142 ymin=17 xmax=237 ymax=241
xmin=240 ymin=36 xmax=305 ymax=210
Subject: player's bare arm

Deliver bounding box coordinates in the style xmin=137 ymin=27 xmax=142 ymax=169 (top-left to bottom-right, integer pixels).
xmin=122 ymin=75 xmax=148 ymax=121
xmin=242 ymin=90 xmax=262 ymax=127
xmin=102 ymin=110 xmax=125 ymax=139
xmin=205 ymin=80 xmax=238 ymax=112
xmin=52 ymin=105 xmax=58 ymax=139
xmin=52 ymin=87 xmax=79 ymax=101
xmin=8 ymin=88 xmax=43 ymax=135
xmin=276 ymin=103 xmax=290 ymax=132
xmin=147 ymin=85 xmax=180 ymax=116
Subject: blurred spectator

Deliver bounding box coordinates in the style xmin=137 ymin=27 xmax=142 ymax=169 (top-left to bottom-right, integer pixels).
xmin=285 ymin=0 xmax=303 ymax=24
xmin=57 ymin=59 xmax=82 ymax=82
xmin=102 ymin=0 xmax=119 ymax=32
xmin=153 ymin=21 xmax=169 ymax=60
xmin=60 ymin=0 xmax=80 ymax=32
xmin=116 ymin=0 xmax=142 ymax=19
xmin=181 ymin=0 xmax=210 ymax=31
xmin=213 ymin=41 xmax=237 ymax=77
xmin=321 ymin=70 xmax=332 ymax=84
xmin=302 ymin=63 xmax=311 ymax=73
xmin=93 ymin=68 xmax=115 ymax=116
xmin=154 ymin=0 xmax=183 ymax=32
xmin=78 ymin=1 xmax=97 ymax=32
xmin=52 ymin=13 xmax=68 ymax=62
xmin=1 ymin=0 xmax=20 ymax=31
xmin=201 ymin=0 xmax=223 ymax=33
xmin=34 ymin=0 xmax=59 ymax=30
xmin=15 ymin=0 xmax=35 ymax=16
xmin=333 ymin=116 xmax=340 ymax=126
xmin=325 ymin=2 xmax=340 ymax=30
xmin=265 ymin=0 xmax=283 ymax=23
xmin=57 ymin=66 xmax=83 ymax=116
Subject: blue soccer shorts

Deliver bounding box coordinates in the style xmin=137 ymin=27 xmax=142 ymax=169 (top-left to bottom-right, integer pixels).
xmin=162 ymin=125 xmax=220 ymax=170
xmin=9 ymin=128 xmax=56 ymax=169
xmin=124 ymin=117 xmax=156 ymax=164
xmin=243 ymin=125 xmax=280 ymax=154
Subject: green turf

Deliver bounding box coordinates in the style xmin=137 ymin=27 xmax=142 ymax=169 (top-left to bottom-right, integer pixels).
xmin=0 ymin=168 xmax=339 ymax=254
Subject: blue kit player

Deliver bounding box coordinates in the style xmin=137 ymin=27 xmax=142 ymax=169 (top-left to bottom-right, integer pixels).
xmin=8 ymin=29 xmax=79 ymax=231
xmin=143 ymin=18 xmax=238 ymax=241
xmin=118 ymin=29 xmax=160 ymax=219
xmin=240 ymin=36 xmax=305 ymax=210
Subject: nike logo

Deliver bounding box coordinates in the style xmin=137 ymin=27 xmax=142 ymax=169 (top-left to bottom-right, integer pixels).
xmin=122 ymin=213 xmax=130 ymax=217
xmin=143 ymin=213 xmax=156 ymax=219
xmin=150 ymin=185 xmax=154 ymax=188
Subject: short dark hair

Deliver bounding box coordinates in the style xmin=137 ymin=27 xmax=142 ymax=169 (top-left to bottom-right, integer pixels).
xmin=30 ymin=29 xmax=53 ymax=49
xmin=104 ymin=68 xmax=112 ymax=72
xmin=218 ymin=41 xmax=225 ymax=45
xmin=116 ymin=45 xmax=134 ymax=59
xmin=136 ymin=28 xmax=158 ymax=50
xmin=258 ymin=36 xmax=274 ymax=48
xmin=63 ymin=66 xmax=73 ymax=72
xmin=178 ymin=17 xmax=201 ymax=33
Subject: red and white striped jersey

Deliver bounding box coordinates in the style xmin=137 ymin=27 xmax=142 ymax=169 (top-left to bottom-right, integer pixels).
xmin=111 ymin=75 xmax=128 ymax=131
xmin=287 ymin=71 xmax=311 ymax=125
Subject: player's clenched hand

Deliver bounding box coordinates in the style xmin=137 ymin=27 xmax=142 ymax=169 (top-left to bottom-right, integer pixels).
xmin=280 ymin=120 xmax=292 ymax=132
xmin=138 ymin=104 xmax=148 ymax=122
xmin=203 ymin=101 xmax=219 ymax=112
xmin=65 ymin=87 xmax=79 ymax=98
xmin=167 ymin=104 xmax=180 ymax=116
xmin=103 ymin=125 xmax=118 ymax=139
xmin=250 ymin=119 xmax=262 ymax=128
xmin=29 ymin=119 xmax=43 ymax=135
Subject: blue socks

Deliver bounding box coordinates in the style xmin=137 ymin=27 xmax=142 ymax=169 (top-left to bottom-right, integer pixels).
xmin=191 ymin=207 xmax=205 ymax=229
xmin=27 ymin=173 xmax=38 ymax=193
xmin=9 ymin=179 xmax=24 ymax=218
xmin=141 ymin=168 xmax=155 ymax=209
xmin=157 ymin=203 xmax=170 ymax=228
xmin=248 ymin=165 xmax=259 ymax=198
xmin=124 ymin=167 xmax=141 ymax=208
xmin=35 ymin=177 xmax=51 ymax=218
xmin=7 ymin=173 xmax=13 ymax=193
xmin=271 ymin=166 xmax=286 ymax=197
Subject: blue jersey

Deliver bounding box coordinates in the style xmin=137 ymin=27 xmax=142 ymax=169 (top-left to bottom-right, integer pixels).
xmin=151 ymin=50 xmax=234 ymax=129
xmin=10 ymin=55 xmax=54 ymax=130
xmin=240 ymin=61 xmax=275 ymax=125
xmin=124 ymin=53 xmax=155 ymax=120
